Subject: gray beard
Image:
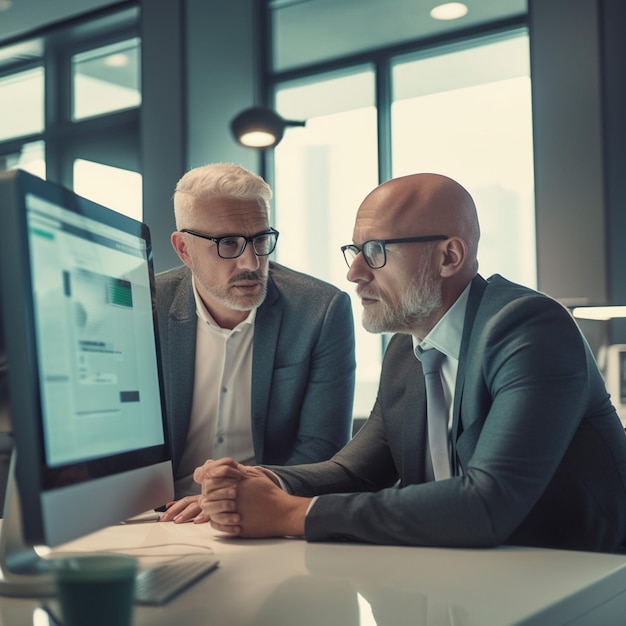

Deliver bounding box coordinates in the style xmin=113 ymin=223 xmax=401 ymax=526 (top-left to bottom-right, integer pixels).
xmin=202 ymin=271 xmax=268 ymax=312
xmin=219 ymin=284 xmax=268 ymax=311
xmin=362 ymin=270 xmax=442 ymax=334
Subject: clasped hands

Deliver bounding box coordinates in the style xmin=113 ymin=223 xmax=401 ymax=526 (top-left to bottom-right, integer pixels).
xmin=160 ymin=457 xmax=310 ymax=538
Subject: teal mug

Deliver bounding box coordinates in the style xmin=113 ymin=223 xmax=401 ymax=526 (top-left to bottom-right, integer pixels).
xmin=53 ymin=554 xmax=137 ymax=626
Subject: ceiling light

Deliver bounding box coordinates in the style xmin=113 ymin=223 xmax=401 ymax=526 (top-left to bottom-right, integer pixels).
xmin=105 ymin=53 xmax=129 ymax=68
xmin=430 ymin=2 xmax=468 ymax=20
xmin=0 ymin=0 xmax=12 ymax=11
xmin=230 ymin=107 xmax=305 ymax=149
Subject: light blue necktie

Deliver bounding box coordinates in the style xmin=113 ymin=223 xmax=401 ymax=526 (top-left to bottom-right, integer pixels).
xmin=419 ymin=348 xmax=451 ymax=480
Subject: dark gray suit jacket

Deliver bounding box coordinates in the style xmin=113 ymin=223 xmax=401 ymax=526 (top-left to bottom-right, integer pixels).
xmin=272 ymin=274 xmax=626 ymax=552
xmin=156 ymin=262 xmax=356 ymax=478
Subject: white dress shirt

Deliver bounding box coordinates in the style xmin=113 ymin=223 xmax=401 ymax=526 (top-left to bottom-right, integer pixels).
xmin=175 ymin=278 xmax=256 ymax=497
xmin=412 ymin=283 xmax=471 ymax=432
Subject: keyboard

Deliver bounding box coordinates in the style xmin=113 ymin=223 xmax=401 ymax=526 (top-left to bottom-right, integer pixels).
xmin=134 ymin=555 xmax=219 ymax=605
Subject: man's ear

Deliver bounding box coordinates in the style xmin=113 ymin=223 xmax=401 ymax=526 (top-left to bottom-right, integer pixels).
xmin=439 ymin=237 xmax=466 ymax=277
xmin=171 ymin=231 xmax=193 ymax=268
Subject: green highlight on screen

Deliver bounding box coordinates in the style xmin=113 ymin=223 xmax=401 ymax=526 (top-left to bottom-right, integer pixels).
xmin=106 ymin=278 xmax=133 ymax=308
xmin=30 ymin=227 xmax=55 ymax=240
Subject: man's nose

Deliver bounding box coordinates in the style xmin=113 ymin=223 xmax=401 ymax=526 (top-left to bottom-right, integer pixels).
xmin=236 ymin=242 xmax=261 ymax=270
xmin=346 ymin=251 xmax=372 ymax=283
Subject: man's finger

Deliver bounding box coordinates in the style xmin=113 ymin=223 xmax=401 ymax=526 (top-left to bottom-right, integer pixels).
xmin=161 ymin=501 xmax=184 ymax=519
xmin=193 ymin=460 xmax=246 ymax=484
xmin=209 ymin=520 xmax=242 ymax=535
xmin=171 ymin=502 xmax=203 ymax=524
xmin=201 ymin=485 xmax=237 ymax=501
xmin=198 ymin=496 xmax=241 ymax=523
xmin=193 ymin=513 xmax=211 ymax=525
xmin=199 ymin=476 xmax=241 ymax=496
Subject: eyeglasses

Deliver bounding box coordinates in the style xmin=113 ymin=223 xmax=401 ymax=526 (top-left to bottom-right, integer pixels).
xmin=180 ymin=227 xmax=279 ymax=259
xmin=341 ymin=235 xmax=448 ymax=269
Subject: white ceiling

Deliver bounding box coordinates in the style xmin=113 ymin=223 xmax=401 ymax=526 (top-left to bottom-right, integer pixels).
xmin=0 ymin=0 xmax=527 ymax=46
xmin=0 ymin=0 xmax=116 ymax=43
xmin=272 ymin=0 xmax=527 ymax=72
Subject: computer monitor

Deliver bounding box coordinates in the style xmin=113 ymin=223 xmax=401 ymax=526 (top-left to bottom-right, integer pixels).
xmin=0 ymin=169 xmax=174 ymax=596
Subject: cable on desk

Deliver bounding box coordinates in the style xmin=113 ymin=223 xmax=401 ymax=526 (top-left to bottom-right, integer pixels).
xmin=66 ymin=542 xmax=216 ymax=560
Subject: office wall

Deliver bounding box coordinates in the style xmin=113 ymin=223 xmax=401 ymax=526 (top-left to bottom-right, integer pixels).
xmin=530 ymin=0 xmax=606 ymax=304
xmin=141 ymin=0 xmax=262 ymax=273
xmin=185 ymin=0 xmax=261 ymax=173
xmin=529 ymin=0 xmax=626 ymax=343
xmin=601 ymin=0 xmax=626 ymax=342
xmin=140 ymin=0 xmax=186 ymax=273
xmin=530 ymin=0 xmax=626 ymax=342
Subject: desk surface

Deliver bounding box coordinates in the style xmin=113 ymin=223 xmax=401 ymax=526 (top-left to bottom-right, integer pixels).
xmin=1 ymin=521 xmax=626 ymax=626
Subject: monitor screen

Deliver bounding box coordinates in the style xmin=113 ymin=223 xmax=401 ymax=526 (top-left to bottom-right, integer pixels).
xmin=0 ymin=169 xmax=173 ymax=595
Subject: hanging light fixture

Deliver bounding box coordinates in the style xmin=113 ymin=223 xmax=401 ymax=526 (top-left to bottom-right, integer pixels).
xmin=230 ymin=107 xmax=306 ymax=149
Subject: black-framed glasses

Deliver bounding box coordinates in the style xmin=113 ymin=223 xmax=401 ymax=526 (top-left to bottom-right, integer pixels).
xmin=341 ymin=235 xmax=448 ymax=269
xmin=180 ymin=227 xmax=279 ymax=259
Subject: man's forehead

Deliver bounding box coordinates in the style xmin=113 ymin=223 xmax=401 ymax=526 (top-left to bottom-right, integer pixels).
xmin=195 ymin=196 xmax=266 ymax=223
xmin=200 ymin=194 xmax=265 ymax=213
xmin=353 ymin=198 xmax=419 ymax=241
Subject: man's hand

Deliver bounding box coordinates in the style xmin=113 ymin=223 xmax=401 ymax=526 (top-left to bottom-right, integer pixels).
xmin=195 ymin=460 xmax=311 ymax=538
xmin=160 ymin=495 xmax=207 ymax=524
xmin=160 ymin=458 xmax=249 ymax=524
xmin=188 ymin=457 xmax=249 ymax=529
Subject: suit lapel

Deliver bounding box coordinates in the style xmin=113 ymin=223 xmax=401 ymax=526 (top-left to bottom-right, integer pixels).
xmin=166 ymin=272 xmax=197 ymax=473
xmin=404 ymin=357 xmax=427 ymax=484
xmin=383 ymin=335 xmax=428 ymax=485
xmin=450 ymin=274 xmax=487 ymax=474
xmin=250 ymin=274 xmax=282 ymax=461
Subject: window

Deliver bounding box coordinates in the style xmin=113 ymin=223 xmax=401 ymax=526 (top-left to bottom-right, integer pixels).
xmin=72 ymin=38 xmax=141 ymax=121
xmin=392 ymin=33 xmax=535 ymax=286
xmin=0 ymin=7 xmax=141 ymax=220
xmin=0 ymin=67 xmax=44 ymax=141
xmin=0 ymin=140 xmax=45 ymax=177
xmin=73 ymin=160 xmax=142 ymax=221
xmin=274 ymin=69 xmax=381 ymax=417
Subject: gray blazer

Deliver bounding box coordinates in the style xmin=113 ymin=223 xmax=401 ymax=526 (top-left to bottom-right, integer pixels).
xmin=272 ymin=274 xmax=626 ymax=552
xmin=156 ymin=262 xmax=356 ymax=477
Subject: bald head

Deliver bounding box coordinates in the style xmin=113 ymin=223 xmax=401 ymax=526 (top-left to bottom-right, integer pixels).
xmin=346 ymin=174 xmax=480 ymax=337
xmin=356 ymin=173 xmax=480 ymax=278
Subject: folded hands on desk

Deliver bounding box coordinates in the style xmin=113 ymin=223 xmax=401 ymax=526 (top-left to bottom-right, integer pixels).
xmin=161 ymin=458 xmax=310 ymax=539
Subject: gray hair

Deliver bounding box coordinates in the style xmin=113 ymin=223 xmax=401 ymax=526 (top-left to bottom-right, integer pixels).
xmin=173 ymin=163 xmax=272 ymax=229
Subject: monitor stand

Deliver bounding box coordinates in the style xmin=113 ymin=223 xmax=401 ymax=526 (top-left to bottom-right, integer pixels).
xmin=0 ymin=446 xmax=56 ymax=597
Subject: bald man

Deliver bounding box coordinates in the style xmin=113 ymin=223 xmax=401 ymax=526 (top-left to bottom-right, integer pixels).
xmin=194 ymin=173 xmax=626 ymax=553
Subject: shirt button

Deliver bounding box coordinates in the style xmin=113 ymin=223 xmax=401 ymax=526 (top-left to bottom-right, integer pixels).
xmin=216 ymin=436 xmax=224 ymax=444
xmin=221 ymin=386 xmax=227 ymax=393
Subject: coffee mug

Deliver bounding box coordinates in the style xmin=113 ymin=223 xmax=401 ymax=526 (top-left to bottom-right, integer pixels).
xmin=53 ymin=553 xmax=137 ymax=626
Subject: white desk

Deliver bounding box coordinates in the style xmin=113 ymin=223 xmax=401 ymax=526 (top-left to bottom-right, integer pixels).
xmin=1 ymin=521 xmax=626 ymax=626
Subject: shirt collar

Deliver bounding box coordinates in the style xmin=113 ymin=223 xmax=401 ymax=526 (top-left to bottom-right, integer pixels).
xmin=191 ymin=275 xmax=257 ymax=331
xmin=412 ymin=282 xmax=471 ymax=361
